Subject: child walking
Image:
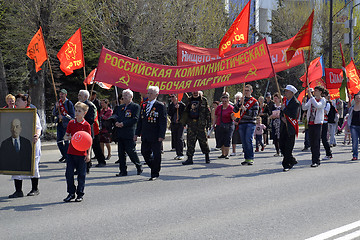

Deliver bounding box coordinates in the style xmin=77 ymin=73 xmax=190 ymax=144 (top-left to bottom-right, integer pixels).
xmin=338 ymin=113 xmax=351 ymax=145
xmin=63 ymin=102 xmax=91 ymax=202
xmin=254 ymin=116 xmax=266 ymax=152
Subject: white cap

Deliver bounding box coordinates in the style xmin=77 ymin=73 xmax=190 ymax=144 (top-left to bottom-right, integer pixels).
xmin=284 ymin=85 xmax=298 ymax=94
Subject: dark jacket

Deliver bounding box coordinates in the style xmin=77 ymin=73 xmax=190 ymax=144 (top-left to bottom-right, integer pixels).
xmin=182 ymin=96 xmax=211 ymax=129
xmin=52 ymin=99 xmax=75 ymax=128
xmin=113 ymin=102 xmax=140 ymax=140
xmin=234 ymin=96 xmax=259 ymax=124
xmin=0 ymin=136 xmax=32 ymax=172
xmin=136 ymin=100 xmax=167 ymax=142
xmin=167 ymin=101 xmax=186 ymax=124
xmin=280 ymin=96 xmax=300 ymax=135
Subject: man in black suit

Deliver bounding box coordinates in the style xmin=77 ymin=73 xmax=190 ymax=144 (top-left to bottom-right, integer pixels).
xmin=135 ymin=86 xmax=167 ymax=181
xmin=0 ymin=118 xmax=32 ymax=172
xmin=113 ymin=89 xmax=142 ymax=176
xmin=280 ymin=85 xmax=301 ymax=172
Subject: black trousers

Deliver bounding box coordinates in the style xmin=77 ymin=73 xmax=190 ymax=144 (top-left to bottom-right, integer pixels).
xmin=279 ymin=126 xmax=296 ymax=169
xmin=141 ymin=140 xmax=162 ymax=178
xmin=118 ymin=138 xmax=141 ymax=173
xmin=321 ymin=123 xmax=332 ymax=157
xmin=171 ymin=123 xmax=184 ymax=156
xmin=309 ymin=124 xmax=322 ymax=164
xmin=93 ymin=134 xmax=106 ymax=164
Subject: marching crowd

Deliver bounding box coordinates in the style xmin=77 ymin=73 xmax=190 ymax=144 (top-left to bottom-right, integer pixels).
xmin=2 ymin=83 xmax=358 ymax=202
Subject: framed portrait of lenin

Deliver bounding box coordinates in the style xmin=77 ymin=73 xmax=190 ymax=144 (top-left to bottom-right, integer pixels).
xmin=0 ymin=108 xmax=36 ymax=175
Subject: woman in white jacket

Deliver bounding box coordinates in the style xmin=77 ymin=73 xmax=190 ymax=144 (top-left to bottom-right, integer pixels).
xmin=302 ymin=86 xmax=326 ymax=167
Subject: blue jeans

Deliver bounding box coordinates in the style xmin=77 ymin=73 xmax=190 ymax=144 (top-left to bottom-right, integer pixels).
xmin=350 ymin=125 xmax=360 ymax=158
xmin=238 ymin=123 xmax=256 ymax=160
xmin=65 ymin=154 xmax=86 ymax=197
xmin=57 ymin=124 xmax=69 ymax=158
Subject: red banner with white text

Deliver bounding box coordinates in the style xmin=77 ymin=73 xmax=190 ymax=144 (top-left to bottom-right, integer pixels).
xmin=95 ymin=38 xmax=275 ymax=94
xmin=177 ymin=36 xmax=304 ymax=73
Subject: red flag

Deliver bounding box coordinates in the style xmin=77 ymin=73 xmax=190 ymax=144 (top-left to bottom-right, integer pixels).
xmin=299 ymin=56 xmax=324 ymax=83
xmin=286 ymin=10 xmax=314 ymax=63
xmin=57 ymin=28 xmax=84 ymax=76
xmin=219 ymin=1 xmax=250 ymax=57
xmin=84 ymin=68 xmax=112 ymax=90
xmin=26 ymin=27 xmax=48 ymax=72
xmin=325 ymin=68 xmax=343 ymax=89
xmin=345 ymin=59 xmax=360 ymax=95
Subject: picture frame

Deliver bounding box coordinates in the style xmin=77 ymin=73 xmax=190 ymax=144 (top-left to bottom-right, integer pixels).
xmin=0 ymin=108 xmax=36 ymax=175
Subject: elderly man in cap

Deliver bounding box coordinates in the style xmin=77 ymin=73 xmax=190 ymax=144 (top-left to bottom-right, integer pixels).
xmin=53 ymin=89 xmax=75 ymax=162
xmin=280 ymin=85 xmax=300 ymax=172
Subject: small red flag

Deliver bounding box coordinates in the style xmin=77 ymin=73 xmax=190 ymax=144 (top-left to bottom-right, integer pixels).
xmin=57 ymin=28 xmax=84 ymax=76
xmin=26 ymin=27 xmax=48 ymax=72
xmin=345 ymin=59 xmax=360 ymax=95
xmin=84 ymin=68 xmax=112 ymax=90
xmin=219 ymin=1 xmax=250 ymax=57
xmin=286 ymin=10 xmax=314 ymax=63
xmin=299 ymin=56 xmax=324 ymax=84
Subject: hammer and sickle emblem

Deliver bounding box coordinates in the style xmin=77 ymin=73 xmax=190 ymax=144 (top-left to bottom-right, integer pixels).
xmin=65 ymin=42 xmax=77 ymax=60
xmin=115 ymin=74 xmax=130 ymax=86
xmin=245 ymin=64 xmax=257 ymax=79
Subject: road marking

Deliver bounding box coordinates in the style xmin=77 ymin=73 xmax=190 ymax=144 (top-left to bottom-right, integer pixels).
xmin=305 ymin=220 xmax=360 ymax=240
xmin=334 ymin=230 xmax=360 ymax=240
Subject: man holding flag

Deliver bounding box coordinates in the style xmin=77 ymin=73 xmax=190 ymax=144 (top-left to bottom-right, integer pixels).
xmin=52 ymin=89 xmax=75 ymax=162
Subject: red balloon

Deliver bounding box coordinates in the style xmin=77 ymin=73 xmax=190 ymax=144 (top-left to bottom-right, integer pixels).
xmin=71 ymin=131 xmax=92 ymax=151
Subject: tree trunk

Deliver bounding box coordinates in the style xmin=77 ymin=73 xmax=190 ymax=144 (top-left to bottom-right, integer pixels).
xmin=213 ymin=87 xmax=225 ymax=102
xmin=29 ymin=66 xmax=47 ymax=132
xmin=0 ymin=48 xmax=8 ymax=107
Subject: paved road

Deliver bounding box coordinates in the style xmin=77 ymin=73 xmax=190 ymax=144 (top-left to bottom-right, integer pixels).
xmin=1 ymin=133 xmax=360 ymax=240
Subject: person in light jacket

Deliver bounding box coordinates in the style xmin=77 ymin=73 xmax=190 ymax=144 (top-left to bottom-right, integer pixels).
xmin=302 ymin=86 xmax=326 ymax=167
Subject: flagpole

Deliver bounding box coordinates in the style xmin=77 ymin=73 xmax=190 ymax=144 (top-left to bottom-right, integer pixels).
xmin=39 ymin=26 xmax=58 ymax=103
xmin=79 ymin=28 xmax=87 ymax=91
xmin=115 ymin=86 xmax=119 ymax=106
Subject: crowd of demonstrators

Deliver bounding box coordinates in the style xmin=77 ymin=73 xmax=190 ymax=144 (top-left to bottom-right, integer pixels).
xmin=3 ymin=83 xmax=360 ymax=201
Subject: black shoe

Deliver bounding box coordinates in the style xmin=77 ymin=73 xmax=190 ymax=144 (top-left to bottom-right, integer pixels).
xmin=311 ymin=163 xmax=319 ymax=168
xmin=116 ymin=172 xmax=128 ymax=177
xmin=182 ymin=158 xmax=193 ymax=165
xmin=136 ymin=166 xmax=143 ymax=175
xmin=148 ymin=177 xmax=158 ymax=181
xmin=218 ymin=155 xmax=226 ymax=158
xmin=283 ymin=168 xmax=290 ymax=172
xmin=63 ymin=194 xmax=75 ymax=202
xmin=301 ymin=148 xmax=309 ymax=151
xmin=115 ymin=160 xmax=120 ymax=164
xmin=75 ymin=196 xmax=83 ymax=202
xmin=58 ymin=156 xmax=66 ymax=162
xmin=205 ymin=154 xmax=210 ymax=163
xmin=95 ymin=163 xmax=106 ymax=167
xmin=27 ymin=189 xmax=40 ymax=196
xmin=9 ymin=191 xmax=24 ymax=198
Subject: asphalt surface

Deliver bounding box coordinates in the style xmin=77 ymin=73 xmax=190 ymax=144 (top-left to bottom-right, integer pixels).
xmin=1 ymin=133 xmax=360 ymax=240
